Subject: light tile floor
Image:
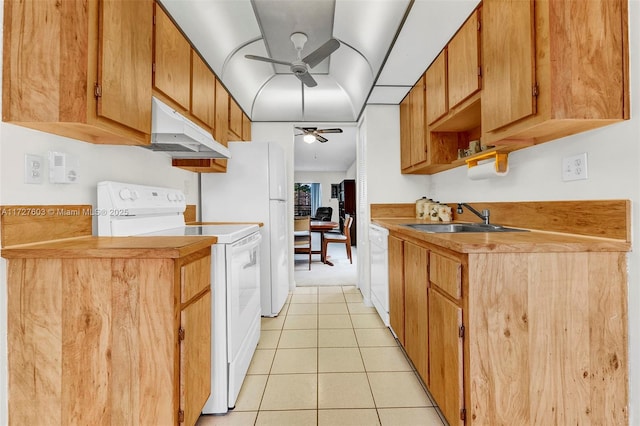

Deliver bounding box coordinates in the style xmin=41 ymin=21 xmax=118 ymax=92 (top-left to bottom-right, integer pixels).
xmin=197 ymin=285 xmax=446 ymax=426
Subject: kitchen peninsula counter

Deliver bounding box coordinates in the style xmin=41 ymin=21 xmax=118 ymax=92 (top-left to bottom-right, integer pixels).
xmin=1 ymin=235 xmax=217 ymax=259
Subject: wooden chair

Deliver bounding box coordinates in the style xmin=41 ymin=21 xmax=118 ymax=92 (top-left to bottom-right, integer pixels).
xmin=294 ymin=216 xmax=312 ymax=270
xmin=322 ymin=215 xmax=353 ymax=264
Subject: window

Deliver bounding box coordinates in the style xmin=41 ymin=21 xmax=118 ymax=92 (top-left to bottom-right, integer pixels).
xmin=294 ymin=183 xmax=311 ymax=216
xmin=294 ymin=182 xmax=321 ymax=217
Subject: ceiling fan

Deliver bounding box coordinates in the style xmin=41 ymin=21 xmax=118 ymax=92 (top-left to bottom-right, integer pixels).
xmin=295 ymin=127 xmax=343 ymax=143
xmin=245 ymin=32 xmax=340 ymax=87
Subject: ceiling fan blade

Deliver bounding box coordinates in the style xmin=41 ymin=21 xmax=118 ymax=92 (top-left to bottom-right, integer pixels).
xmin=244 ymin=54 xmax=293 ymax=67
xmin=315 ymin=128 xmax=343 ymax=134
xmin=296 ymin=72 xmax=317 ymax=88
xmin=316 ymin=134 xmax=329 ymax=143
xmin=295 ymin=127 xmax=317 ymax=133
xmin=302 ymin=38 xmax=340 ymax=68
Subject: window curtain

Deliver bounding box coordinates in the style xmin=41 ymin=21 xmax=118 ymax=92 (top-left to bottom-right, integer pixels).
xmin=310 ymin=183 xmax=321 ymax=216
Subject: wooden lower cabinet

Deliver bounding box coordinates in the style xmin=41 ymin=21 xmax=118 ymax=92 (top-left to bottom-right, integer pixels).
xmin=403 ymin=241 xmax=429 ymax=384
xmin=5 ymin=248 xmax=212 ymax=425
xmin=389 ymin=231 xmax=628 ymax=425
xmin=428 ymin=288 xmax=464 ymax=426
xmin=388 ymin=235 xmax=405 ymax=344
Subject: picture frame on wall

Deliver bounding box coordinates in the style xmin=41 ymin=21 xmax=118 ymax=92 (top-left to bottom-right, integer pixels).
xmin=331 ymin=184 xmax=339 ymax=199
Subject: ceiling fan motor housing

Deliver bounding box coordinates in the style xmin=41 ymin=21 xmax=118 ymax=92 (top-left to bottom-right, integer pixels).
xmin=291 ymin=62 xmax=308 ymax=75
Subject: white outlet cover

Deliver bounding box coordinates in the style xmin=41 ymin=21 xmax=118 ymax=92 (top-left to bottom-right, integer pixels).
xmin=562 ymin=153 xmax=588 ymax=181
xmin=24 ymin=154 xmax=44 ymax=184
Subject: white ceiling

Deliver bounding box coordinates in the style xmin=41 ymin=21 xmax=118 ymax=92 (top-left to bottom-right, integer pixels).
xmin=159 ymin=0 xmax=480 ymax=171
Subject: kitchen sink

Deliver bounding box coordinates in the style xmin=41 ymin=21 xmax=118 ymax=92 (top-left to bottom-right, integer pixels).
xmin=403 ymin=223 xmax=528 ymax=233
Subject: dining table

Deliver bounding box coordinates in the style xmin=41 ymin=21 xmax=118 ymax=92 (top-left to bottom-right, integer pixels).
xmin=310 ymin=220 xmax=339 ymax=266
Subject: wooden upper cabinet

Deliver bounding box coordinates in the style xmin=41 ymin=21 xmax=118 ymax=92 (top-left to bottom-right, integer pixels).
xmin=399 ymin=75 xmax=427 ymax=171
xmin=399 ymin=95 xmax=413 ymax=171
xmin=447 ymin=8 xmax=481 ymax=110
xmin=409 ymin=77 xmax=428 ymax=166
xmin=191 ymin=51 xmax=216 ymax=131
xmin=425 ymin=49 xmax=448 ymax=125
xmin=214 ymin=78 xmax=229 ymax=146
xmin=242 ymin=113 xmax=252 ymax=141
xmin=2 ymin=0 xmax=153 ymax=145
xmin=482 ymin=0 xmax=629 ymax=144
xmin=228 ymin=98 xmax=243 ymax=141
xmin=482 ymin=0 xmax=535 ymax=133
xmin=153 ymin=4 xmax=191 ymax=111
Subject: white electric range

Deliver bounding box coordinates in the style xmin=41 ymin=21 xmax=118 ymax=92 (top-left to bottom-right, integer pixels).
xmin=97 ymin=181 xmax=261 ymax=414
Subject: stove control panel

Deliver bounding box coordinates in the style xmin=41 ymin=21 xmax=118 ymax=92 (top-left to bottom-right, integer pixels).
xmin=97 ymin=181 xmax=187 ymax=236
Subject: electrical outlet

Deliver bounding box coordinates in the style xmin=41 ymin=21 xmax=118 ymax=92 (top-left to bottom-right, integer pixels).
xmin=562 ymin=153 xmax=588 ymax=181
xmin=24 ymin=154 xmax=44 ymax=184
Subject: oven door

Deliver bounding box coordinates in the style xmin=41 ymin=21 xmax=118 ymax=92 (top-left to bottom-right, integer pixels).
xmin=226 ymin=232 xmax=262 ymax=397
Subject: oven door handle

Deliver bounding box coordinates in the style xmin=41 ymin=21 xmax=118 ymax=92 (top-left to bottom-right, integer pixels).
xmin=244 ymin=251 xmax=258 ymax=269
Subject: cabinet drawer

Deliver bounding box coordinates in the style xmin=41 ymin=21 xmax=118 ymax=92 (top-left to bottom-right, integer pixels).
xmin=181 ymin=255 xmax=211 ymax=302
xmin=429 ymin=253 xmax=461 ymax=300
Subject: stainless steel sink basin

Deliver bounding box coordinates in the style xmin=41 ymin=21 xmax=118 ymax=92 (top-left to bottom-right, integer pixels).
xmin=403 ymin=223 xmax=528 ymax=233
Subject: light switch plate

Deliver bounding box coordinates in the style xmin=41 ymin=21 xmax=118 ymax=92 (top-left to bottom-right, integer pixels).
xmin=24 ymin=154 xmax=44 ymax=184
xmin=562 ymin=153 xmax=588 ymax=181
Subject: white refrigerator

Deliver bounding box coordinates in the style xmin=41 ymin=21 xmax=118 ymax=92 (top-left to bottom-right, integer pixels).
xmin=200 ymin=141 xmax=289 ymax=317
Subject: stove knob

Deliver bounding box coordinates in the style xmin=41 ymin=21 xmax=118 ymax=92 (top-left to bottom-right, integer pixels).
xmin=119 ymin=188 xmax=132 ymax=200
xmin=131 ymin=190 xmax=139 ymax=200
xmin=167 ymin=193 xmax=176 ymax=201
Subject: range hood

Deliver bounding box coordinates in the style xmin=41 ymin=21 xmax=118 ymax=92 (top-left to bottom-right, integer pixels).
xmin=145 ymin=97 xmax=231 ymax=159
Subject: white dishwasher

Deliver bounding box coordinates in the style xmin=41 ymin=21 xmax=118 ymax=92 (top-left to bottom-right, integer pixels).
xmin=369 ymin=223 xmax=389 ymax=326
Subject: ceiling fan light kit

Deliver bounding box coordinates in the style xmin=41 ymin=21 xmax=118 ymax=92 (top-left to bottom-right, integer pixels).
xmin=296 ymin=127 xmax=343 ymax=143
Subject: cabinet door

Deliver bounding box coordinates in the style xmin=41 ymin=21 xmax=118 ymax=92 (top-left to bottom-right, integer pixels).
xmin=425 ymin=49 xmax=448 ymax=125
xmin=482 ymin=0 xmax=535 ymax=132
xmin=180 ymin=291 xmax=212 ymax=426
xmin=228 ymin=98 xmax=243 ymax=140
xmin=214 ymin=78 xmax=229 ymax=146
xmin=429 ymin=289 xmax=464 ymax=426
xmin=98 ymin=0 xmax=153 ymax=134
xmin=153 ymin=5 xmax=191 ymax=110
xmin=404 ymin=241 xmax=429 ymax=384
xmin=399 ymin=95 xmax=412 ymax=170
xmin=448 ymin=9 xmax=481 ymax=109
xmin=410 ymin=76 xmax=428 ymax=166
xmin=191 ymin=51 xmax=216 ymax=130
xmin=388 ymin=235 xmax=405 ymax=344
xmin=242 ymin=113 xmax=252 ymax=141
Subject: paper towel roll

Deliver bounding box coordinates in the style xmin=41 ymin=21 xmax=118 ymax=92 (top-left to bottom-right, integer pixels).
xmin=467 ymin=160 xmax=509 ymax=180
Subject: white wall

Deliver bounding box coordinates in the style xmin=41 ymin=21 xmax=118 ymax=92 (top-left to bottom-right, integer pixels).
xmin=294 ymin=171 xmax=345 ymax=222
xmin=428 ymin=2 xmax=639 ymax=421
xmin=363 ymin=105 xmax=429 ymax=204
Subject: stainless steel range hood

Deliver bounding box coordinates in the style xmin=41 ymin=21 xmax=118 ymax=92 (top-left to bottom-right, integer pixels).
xmin=144 ymin=97 xmax=231 ymax=159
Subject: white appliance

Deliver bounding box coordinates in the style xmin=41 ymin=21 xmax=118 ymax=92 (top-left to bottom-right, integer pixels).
xmin=200 ymin=141 xmax=289 ymax=317
xmin=97 ymin=181 xmax=261 ymax=414
xmin=143 ymin=97 xmax=231 ymax=159
xmin=369 ymin=223 xmax=390 ymax=326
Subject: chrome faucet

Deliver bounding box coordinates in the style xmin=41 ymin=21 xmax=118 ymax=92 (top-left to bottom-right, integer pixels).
xmin=457 ymin=203 xmax=490 ymax=224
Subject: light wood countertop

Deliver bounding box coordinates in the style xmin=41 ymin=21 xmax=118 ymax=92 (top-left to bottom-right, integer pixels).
xmin=1 ymin=235 xmax=217 ymax=259
xmin=373 ymin=217 xmax=631 ymax=253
